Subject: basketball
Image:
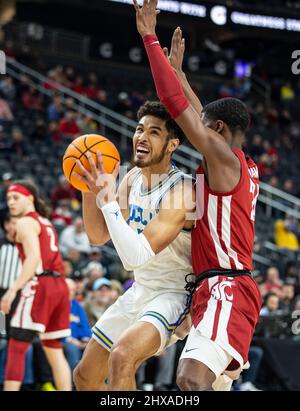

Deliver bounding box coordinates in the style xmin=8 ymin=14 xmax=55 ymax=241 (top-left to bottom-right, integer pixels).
xmin=62 ymin=134 xmax=120 ymax=192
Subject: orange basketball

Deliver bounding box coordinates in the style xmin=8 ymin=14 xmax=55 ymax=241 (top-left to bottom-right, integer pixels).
xmin=62 ymin=134 xmax=120 ymax=192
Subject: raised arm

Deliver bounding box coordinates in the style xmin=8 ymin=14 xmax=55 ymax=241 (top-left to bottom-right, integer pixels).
xmin=133 ymin=0 xmax=238 ymax=170
xmin=164 ymin=27 xmax=202 ymax=116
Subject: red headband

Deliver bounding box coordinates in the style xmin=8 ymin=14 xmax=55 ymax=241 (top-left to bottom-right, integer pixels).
xmin=7 ymin=185 xmax=32 ymax=197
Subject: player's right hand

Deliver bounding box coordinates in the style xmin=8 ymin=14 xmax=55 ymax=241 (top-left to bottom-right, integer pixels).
xmin=74 ymin=151 xmax=119 ymax=197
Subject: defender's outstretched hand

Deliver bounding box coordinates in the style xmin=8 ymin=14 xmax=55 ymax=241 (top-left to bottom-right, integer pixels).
xmin=133 ymin=0 xmax=160 ymax=37
xmin=163 ymin=27 xmax=185 ymax=74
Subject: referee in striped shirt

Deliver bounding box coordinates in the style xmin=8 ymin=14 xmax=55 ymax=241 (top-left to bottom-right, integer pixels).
xmin=0 ymin=213 xmax=22 ymax=339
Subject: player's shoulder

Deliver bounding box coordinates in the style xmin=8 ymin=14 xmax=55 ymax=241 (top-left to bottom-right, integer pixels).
xmin=17 ymin=215 xmax=40 ymax=234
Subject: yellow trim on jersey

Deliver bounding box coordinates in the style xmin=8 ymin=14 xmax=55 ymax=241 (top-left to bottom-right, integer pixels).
xmin=140 ymin=167 xmax=180 ymax=197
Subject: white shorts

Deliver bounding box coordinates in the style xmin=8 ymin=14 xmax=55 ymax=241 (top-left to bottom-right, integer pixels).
xmin=92 ymin=282 xmax=190 ymax=355
xmin=179 ymin=325 xmax=233 ymax=379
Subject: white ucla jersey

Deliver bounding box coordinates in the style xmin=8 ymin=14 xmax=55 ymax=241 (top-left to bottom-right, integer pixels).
xmin=127 ymin=164 xmax=193 ymax=292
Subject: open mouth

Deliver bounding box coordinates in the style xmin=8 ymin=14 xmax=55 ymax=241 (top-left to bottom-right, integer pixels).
xmin=136 ymin=146 xmax=150 ymax=158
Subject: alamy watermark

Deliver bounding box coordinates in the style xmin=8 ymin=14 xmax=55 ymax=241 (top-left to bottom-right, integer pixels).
xmin=291 ymin=310 xmax=300 ymax=335
xmin=0 ymin=312 xmax=5 ymax=336
xmin=291 ymin=50 xmax=300 ymax=75
xmin=0 ymin=50 xmax=6 ymax=75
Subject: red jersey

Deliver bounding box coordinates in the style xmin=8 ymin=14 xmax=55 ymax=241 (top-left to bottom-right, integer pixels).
xmin=192 ymin=149 xmax=259 ymax=275
xmin=17 ymin=211 xmax=65 ymax=275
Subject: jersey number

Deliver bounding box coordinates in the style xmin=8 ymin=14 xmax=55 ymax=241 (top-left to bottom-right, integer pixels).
xmin=46 ymin=227 xmax=58 ymax=252
xmin=250 ymin=180 xmax=259 ymax=221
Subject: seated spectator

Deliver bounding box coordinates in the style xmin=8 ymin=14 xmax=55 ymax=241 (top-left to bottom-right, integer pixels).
xmin=51 ymin=199 xmax=73 ymax=231
xmin=110 ymin=280 xmax=124 ymax=303
xmin=260 ymin=266 xmax=283 ymax=298
xmin=238 ymin=346 xmax=263 ymax=391
xmin=250 ymin=134 xmax=265 ymax=163
xmin=280 ymin=283 xmax=295 ymax=315
xmin=275 ymin=214 xmax=299 ymax=250
xmin=260 ymin=292 xmax=282 ymax=316
xmin=0 ymin=96 xmax=13 ymax=122
xmin=47 ymin=96 xmax=65 ymax=122
xmin=48 ymin=120 xmax=63 ymax=144
xmin=82 ymin=261 xmax=105 ymax=291
xmin=280 ymin=82 xmax=295 ymax=101
xmin=63 ymin=279 xmax=91 ymax=377
xmin=77 ymin=114 xmax=98 ymax=135
xmin=11 ymin=127 xmax=28 ymax=157
xmin=84 ymin=278 xmax=114 ymax=326
xmin=0 ymin=77 xmax=16 ymax=103
xmin=51 ymin=175 xmax=77 ymax=209
xmin=71 ymin=76 xmax=85 ymax=95
xmin=30 ymin=119 xmax=48 ymax=142
xmin=67 ymin=248 xmax=87 ymax=273
xmin=0 ymin=126 xmax=12 ymax=153
xmin=60 ymin=217 xmax=91 ymax=256
xmin=0 ymin=173 xmax=13 ymax=222
xmin=59 ymin=110 xmax=81 ymax=139
xmin=21 ymin=86 xmax=43 ymax=111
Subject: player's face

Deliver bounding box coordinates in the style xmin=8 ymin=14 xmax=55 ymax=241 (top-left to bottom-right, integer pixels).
xmin=7 ymin=192 xmax=32 ymax=217
xmin=132 ymin=115 xmax=169 ymax=168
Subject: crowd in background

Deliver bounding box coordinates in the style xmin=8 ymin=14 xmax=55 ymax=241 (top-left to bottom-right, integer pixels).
xmin=0 ymin=48 xmax=299 ymax=390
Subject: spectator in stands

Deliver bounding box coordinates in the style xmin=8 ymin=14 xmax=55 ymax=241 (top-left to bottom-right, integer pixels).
xmin=0 ymin=77 xmax=16 ymax=103
xmin=62 ymin=259 xmax=73 ymax=278
xmin=0 ymin=95 xmax=13 ymax=123
xmin=238 ymin=346 xmax=264 ymax=391
xmin=63 ymin=279 xmax=91 ymax=377
xmin=77 ymin=114 xmax=98 ymax=135
xmin=260 ymin=292 xmax=281 ymax=316
xmin=47 ymin=96 xmax=65 ymax=122
xmin=250 ymin=134 xmax=265 ymax=162
xmin=51 ymin=175 xmax=76 ymax=209
xmin=113 ymin=92 xmax=134 ymax=118
xmin=280 ymin=283 xmax=295 ymax=315
xmin=260 ymin=266 xmax=283 ymax=298
xmin=280 ymin=82 xmax=295 ymax=102
xmin=21 ymin=86 xmax=43 ymax=111
xmin=48 ymin=120 xmax=63 ymax=144
xmin=11 ymin=127 xmax=28 ymax=157
xmin=110 ymin=280 xmax=124 ymax=303
xmin=60 ymin=216 xmax=91 ymax=257
xmin=59 ymin=110 xmax=81 ymax=139
xmin=67 ymin=248 xmax=87 ymax=273
xmin=30 ymin=119 xmax=48 ymax=142
xmin=71 ymin=76 xmax=85 ymax=95
xmin=0 ymin=173 xmax=13 ymax=223
xmin=275 ymin=213 xmax=299 ymax=250
xmin=0 ymin=126 xmax=11 ymax=153
xmin=51 ymin=199 xmax=73 ymax=231
xmin=82 ymin=261 xmax=105 ymax=291
xmin=84 ymin=278 xmax=113 ymax=326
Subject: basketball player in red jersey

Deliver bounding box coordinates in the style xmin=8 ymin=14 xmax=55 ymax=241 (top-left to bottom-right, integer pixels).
xmin=134 ymin=0 xmax=262 ymax=390
xmin=0 ymin=181 xmax=71 ymax=391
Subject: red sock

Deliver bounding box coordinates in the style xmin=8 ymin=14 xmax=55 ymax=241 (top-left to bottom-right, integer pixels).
xmin=5 ymin=338 xmax=31 ymax=382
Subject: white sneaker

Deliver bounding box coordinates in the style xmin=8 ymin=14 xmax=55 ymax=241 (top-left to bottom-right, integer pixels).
xmin=239 ymin=382 xmax=261 ymax=391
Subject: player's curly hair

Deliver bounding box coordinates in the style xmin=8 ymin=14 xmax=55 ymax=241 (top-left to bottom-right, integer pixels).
xmin=202 ymin=97 xmax=250 ymax=134
xmin=11 ymin=180 xmax=50 ymax=218
xmin=137 ymin=100 xmax=185 ymax=144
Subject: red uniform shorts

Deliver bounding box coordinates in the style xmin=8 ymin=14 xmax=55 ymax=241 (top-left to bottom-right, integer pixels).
xmin=11 ymin=275 xmax=71 ymax=340
xmin=191 ymin=274 xmax=262 ymax=369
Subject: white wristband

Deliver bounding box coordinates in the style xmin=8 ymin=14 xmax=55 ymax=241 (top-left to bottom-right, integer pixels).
xmin=100 ymin=201 xmax=155 ymax=271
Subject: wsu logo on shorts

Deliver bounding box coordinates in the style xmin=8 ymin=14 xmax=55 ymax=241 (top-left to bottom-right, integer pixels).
xmin=211 ymin=279 xmax=235 ymax=302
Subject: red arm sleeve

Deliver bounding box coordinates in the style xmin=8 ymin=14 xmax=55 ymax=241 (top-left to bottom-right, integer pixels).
xmin=143 ymin=34 xmax=190 ymax=119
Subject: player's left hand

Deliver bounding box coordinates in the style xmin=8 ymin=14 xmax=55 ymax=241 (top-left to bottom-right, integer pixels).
xmin=0 ymin=288 xmax=16 ymax=314
xmin=133 ymin=0 xmax=160 ymax=38
xmin=163 ymin=27 xmax=185 ymax=74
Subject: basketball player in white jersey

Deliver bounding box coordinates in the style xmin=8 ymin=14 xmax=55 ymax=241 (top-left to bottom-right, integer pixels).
xmin=73 ymin=101 xmax=195 ymax=390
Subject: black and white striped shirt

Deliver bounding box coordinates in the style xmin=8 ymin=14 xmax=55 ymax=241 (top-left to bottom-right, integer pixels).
xmin=0 ymin=241 xmax=22 ymax=289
